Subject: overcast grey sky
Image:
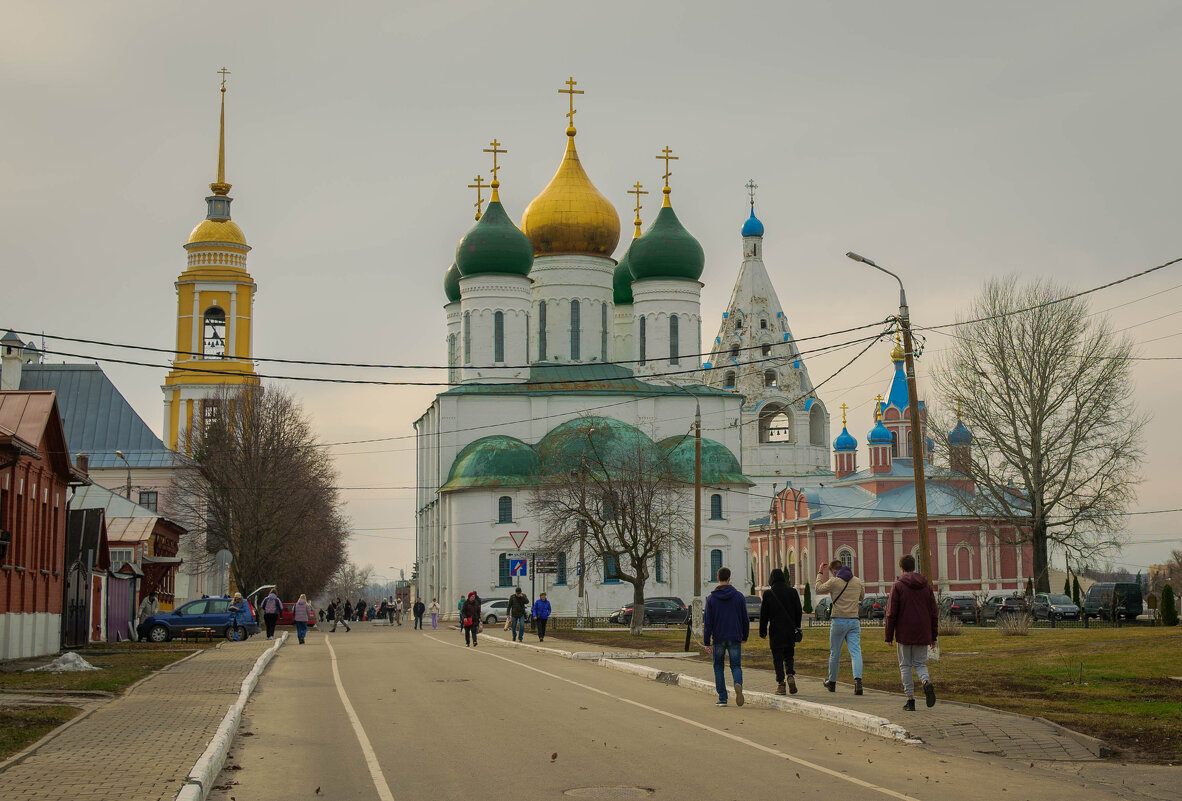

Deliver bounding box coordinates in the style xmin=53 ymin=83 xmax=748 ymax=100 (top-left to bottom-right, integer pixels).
xmin=4 ymin=1 xmax=1181 ymax=579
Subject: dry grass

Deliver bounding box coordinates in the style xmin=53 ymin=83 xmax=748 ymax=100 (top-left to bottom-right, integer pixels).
xmin=938 ymin=616 xmax=964 ymax=637
xmin=0 ymin=642 xmax=210 ymax=694
xmin=0 ymin=705 xmax=80 ymax=761
xmin=996 ymin=613 xmax=1033 ymax=636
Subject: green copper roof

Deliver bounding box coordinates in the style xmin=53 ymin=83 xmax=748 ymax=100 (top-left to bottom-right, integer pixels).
xmin=613 ymin=247 xmax=634 ymax=305
xmin=628 ymin=204 xmax=705 ymax=282
xmin=657 ymin=435 xmax=753 ymax=486
xmin=455 ymin=200 xmax=534 ymax=278
xmin=536 ymin=416 xmax=659 ymax=475
xmin=441 ymin=435 xmax=541 ymax=491
xmin=442 ymin=363 xmax=738 ymax=398
xmin=444 ymin=262 xmax=461 ymax=303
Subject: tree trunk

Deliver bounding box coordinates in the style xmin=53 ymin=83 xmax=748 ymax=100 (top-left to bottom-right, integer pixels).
xmin=1031 ymin=520 xmax=1051 ymax=593
xmin=629 ymin=582 xmax=646 ymax=636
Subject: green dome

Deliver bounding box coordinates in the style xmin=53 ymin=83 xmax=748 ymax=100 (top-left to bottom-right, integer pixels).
xmin=444 ymin=262 xmax=461 ymax=303
xmin=537 ymin=416 xmax=658 ymax=475
xmin=657 ymin=435 xmax=753 ymax=485
xmin=441 ymin=435 xmax=541 ymax=491
xmin=628 ymin=204 xmax=705 ymax=282
xmin=455 ymin=200 xmax=534 ymax=278
xmin=613 ymin=247 xmax=634 ymax=305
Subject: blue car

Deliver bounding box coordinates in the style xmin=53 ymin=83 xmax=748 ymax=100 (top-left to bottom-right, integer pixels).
xmin=138 ymin=596 xmax=260 ymax=642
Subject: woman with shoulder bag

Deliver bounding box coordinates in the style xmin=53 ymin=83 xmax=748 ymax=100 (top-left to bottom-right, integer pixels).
xmin=460 ymin=592 xmax=481 ymax=647
xmin=759 ymin=568 xmax=804 ymax=695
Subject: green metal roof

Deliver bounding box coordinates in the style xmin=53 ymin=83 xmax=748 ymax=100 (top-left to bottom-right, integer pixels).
xmin=657 ymin=435 xmax=753 ymax=486
xmin=536 ymin=416 xmax=659 ymax=475
xmin=441 ymin=435 xmax=541 ymax=492
xmin=628 ymin=204 xmax=705 ymax=282
xmin=443 ymin=363 xmax=738 ymax=398
xmin=455 ymin=200 xmax=534 ymax=278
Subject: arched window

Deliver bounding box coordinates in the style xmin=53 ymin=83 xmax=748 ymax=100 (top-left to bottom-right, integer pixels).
xmin=724 ymin=371 xmax=736 ymax=389
xmin=729 ymin=344 xmax=740 ymax=360
xmin=498 ymin=553 xmax=512 ymax=587
xmin=497 ymin=495 xmax=512 ymax=523
xmin=956 ymin=546 xmax=971 ymax=580
xmin=601 ymin=303 xmax=608 ymax=362
xmin=735 ymin=317 xmax=743 ymax=329
xmin=669 ymin=314 xmax=679 ymax=365
xmin=655 ymin=550 xmax=665 ymax=583
xmin=493 ymin=311 xmax=505 ymax=363
xmin=764 ymin=370 xmax=777 ymax=388
xmin=604 ymin=552 xmax=620 ymax=583
xmin=891 ymin=430 xmax=899 ymax=457
xmin=601 ymin=491 xmax=617 ymax=521
xmin=710 ymin=549 xmax=724 ymax=582
xmin=538 ymin=301 xmax=547 ymax=360
xmin=556 ymin=553 xmax=568 ymax=585
xmin=639 ymin=317 xmax=647 ymax=364
xmin=759 ymin=405 xmax=792 ymax=443
xmin=837 ymin=548 xmax=854 ymax=570
xmin=809 ymin=402 xmax=826 ymax=447
xmin=202 ymin=307 xmax=226 ymax=358
xmin=761 ymin=344 xmax=772 ymax=356
xmin=760 ymin=318 xmax=768 ymax=329
xmin=710 ymin=493 xmax=723 ymax=520
xmin=463 ymin=311 xmax=471 ymax=363
xmin=570 ymin=299 xmax=581 ymax=360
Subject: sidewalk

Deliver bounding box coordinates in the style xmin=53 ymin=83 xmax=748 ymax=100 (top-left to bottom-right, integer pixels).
xmin=0 ymin=638 xmax=278 ymax=801
xmin=482 ymin=628 xmax=1099 ymax=762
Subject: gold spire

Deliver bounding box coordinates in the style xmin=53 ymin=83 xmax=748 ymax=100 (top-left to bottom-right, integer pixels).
xmin=483 ymin=140 xmax=506 ymax=202
xmin=559 ymin=76 xmax=583 ymax=136
xmin=891 ymin=329 xmax=905 ymax=361
xmin=210 ymin=67 xmax=232 ymax=196
xmin=656 ymin=146 xmax=678 ymax=207
xmin=875 ymin=394 xmax=885 ymax=420
xmin=468 ymin=175 xmax=487 ymax=220
xmin=628 ymin=181 xmax=648 ymax=239
xmin=840 ymin=402 xmax=848 ymax=428
xmin=956 ymin=397 xmax=963 ymax=419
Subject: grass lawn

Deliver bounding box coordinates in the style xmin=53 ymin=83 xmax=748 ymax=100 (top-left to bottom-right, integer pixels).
xmin=561 ymin=624 xmax=1182 ymax=762
xmin=0 ymin=642 xmax=212 ymax=694
xmin=0 ymin=705 xmax=80 ymax=762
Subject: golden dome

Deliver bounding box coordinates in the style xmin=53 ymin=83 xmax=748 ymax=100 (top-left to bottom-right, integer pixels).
xmin=521 ymin=130 xmax=620 ymax=258
xmin=891 ymin=331 xmax=905 ymax=361
xmin=188 ymin=218 xmax=247 ymax=246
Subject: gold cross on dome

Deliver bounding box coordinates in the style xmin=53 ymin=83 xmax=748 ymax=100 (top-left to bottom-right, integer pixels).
xmin=559 ymin=76 xmax=583 ymax=126
xmin=483 ymin=139 xmax=506 ymax=195
xmin=840 ymin=402 xmax=848 ymax=427
xmin=628 ymin=181 xmax=648 ymax=218
xmin=218 ymin=67 xmax=231 ymax=91
xmin=467 ymin=175 xmax=487 ymax=220
xmin=657 ymin=146 xmax=678 ymax=187
xmin=746 ymin=178 xmax=758 ymax=206
xmin=875 ymin=394 xmax=884 ymax=420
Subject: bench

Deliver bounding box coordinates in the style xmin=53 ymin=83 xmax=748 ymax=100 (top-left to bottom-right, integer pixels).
xmin=180 ymin=627 xmax=217 ymax=643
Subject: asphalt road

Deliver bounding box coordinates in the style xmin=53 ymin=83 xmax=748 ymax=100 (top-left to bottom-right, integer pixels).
xmin=209 ymin=624 xmax=1148 ymax=801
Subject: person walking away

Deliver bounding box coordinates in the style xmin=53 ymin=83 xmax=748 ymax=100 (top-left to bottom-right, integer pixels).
xmin=885 ymin=554 xmax=939 ymax=710
xmin=703 ymin=567 xmax=750 ymax=707
xmin=261 ymin=589 xmax=283 ymax=640
xmin=507 ymin=587 xmax=529 ymax=642
xmin=227 ymin=593 xmax=245 ymax=642
xmin=356 ymin=598 xmax=366 ymax=622
xmin=532 ymin=592 xmax=552 ymax=642
xmin=318 ymin=607 xmax=325 ymax=622
xmin=413 ymin=598 xmax=426 ymax=630
xmin=759 ymin=568 xmax=803 ymax=695
xmin=377 ymin=598 xmax=389 ymax=624
xmin=343 ymin=599 xmax=354 ymax=624
xmin=429 ymin=598 xmax=440 ymax=630
xmin=461 ymin=592 xmax=481 ymax=646
xmin=816 ymin=559 xmax=866 ymax=694
xmin=136 ymin=591 xmax=160 ymax=635
xmin=329 ymin=598 xmax=351 ymax=632
xmin=293 ymin=593 xmax=314 ymax=644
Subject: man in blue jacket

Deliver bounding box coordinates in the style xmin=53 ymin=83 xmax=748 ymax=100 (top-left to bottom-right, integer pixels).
xmin=703 ymin=566 xmax=750 ymax=707
xmin=531 ymin=592 xmax=552 ymax=642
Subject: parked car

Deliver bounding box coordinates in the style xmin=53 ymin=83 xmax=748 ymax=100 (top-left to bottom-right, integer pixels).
xmin=479 ymin=598 xmax=511 ymax=624
xmin=138 ymin=596 xmax=260 ymax=642
xmin=981 ymin=594 xmax=1029 ymax=621
xmin=859 ymin=595 xmax=889 ymax=620
xmin=1082 ymin=582 xmax=1143 ymax=621
xmin=279 ymin=601 xmax=318 ymax=626
xmin=745 ymin=595 xmax=762 ymax=623
xmin=1030 ymin=593 xmax=1080 ymax=621
xmin=609 ymin=597 xmax=689 ymax=626
xmin=939 ymin=595 xmax=979 ymax=623
xmin=812 ymin=598 xmax=832 ymax=621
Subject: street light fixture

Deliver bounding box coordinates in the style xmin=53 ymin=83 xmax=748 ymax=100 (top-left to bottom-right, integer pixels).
xmin=115 ymin=450 xmax=132 ymax=502
xmin=845 ymin=252 xmax=933 ymax=579
xmin=663 ymin=380 xmax=703 ymax=647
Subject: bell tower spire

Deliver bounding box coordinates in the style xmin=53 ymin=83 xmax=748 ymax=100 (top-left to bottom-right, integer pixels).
xmin=211 ymin=68 xmax=232 ymax=197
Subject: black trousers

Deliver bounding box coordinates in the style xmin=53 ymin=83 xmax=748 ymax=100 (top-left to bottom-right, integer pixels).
xmin=769 ymin=631 xmax=796 ymax=683
xmin=536 ymin=618 xmax=548 ymax=640
xmin=464 ymin=624 xmax=478 ymax=645
xmin=264 ymin=613 xmax=278 ymax=638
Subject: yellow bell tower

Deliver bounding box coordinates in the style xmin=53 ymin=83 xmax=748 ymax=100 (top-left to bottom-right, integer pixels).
xmin=163 ymin=69 xmax=259 ymax=452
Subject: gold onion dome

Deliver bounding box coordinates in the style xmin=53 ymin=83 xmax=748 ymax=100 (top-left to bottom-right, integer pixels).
xmin=890 ymin=332 xmax=905 ymax=361
xmin=521 ymin=128 xmax=620 ymax=258
xmin=188 ymin=218 xmax=246 ymax=246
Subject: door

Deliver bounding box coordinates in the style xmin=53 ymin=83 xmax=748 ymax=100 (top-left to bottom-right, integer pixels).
xmin=63 ymin=562 xmax=89 ymax=648
xmin=202 ymin=598 xmax=231 ymax=630
xmin=172 ymin=600 xmax=208 ymax=634
xmin=107 ymin=577 xmax=134 ymax=642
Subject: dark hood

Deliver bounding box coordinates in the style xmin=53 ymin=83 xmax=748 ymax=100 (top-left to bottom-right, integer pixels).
xmin=899 ymin=571 xmax=929 ymax=590
xmin=768 ymin=568 xmax=786 ymax=585
xmin=710 ymin=583 xmax=744 ymax=601
xmin=835 ymin=566 xmax=854 ymax=582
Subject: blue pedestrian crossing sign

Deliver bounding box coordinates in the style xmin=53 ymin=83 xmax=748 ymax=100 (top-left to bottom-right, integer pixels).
xmin=509 ymin=558 xmax=528 ymax=577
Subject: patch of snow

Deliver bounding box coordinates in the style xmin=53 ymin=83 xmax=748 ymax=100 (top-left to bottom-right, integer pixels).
xmin=26 ymin=651 xmax=100 ymax=673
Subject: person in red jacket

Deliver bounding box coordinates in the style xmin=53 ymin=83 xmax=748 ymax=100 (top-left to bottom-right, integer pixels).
xmin=884 ymin=554 xmax=939 ymax=711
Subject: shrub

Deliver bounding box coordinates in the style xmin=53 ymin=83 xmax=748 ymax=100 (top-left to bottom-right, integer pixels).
xmin=1063 ymin=576 xmax=1071 ymax=596
xmin=803 ymin=583 xmax=813 ymax=614
xmin=1072 ymin=575 xmax=1082 ymax=606
xmin=938 ymin=615 xmax=963 ymax=637
xmin=997 ymin=612 xmax=1033 ymax=636
xmin=1162 ymin=584 xmax=1178 ymax=627
xmin=1025 ymin=577 xmax=1034 ymax=596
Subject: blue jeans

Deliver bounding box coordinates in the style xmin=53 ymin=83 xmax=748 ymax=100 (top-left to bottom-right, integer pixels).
xmin=510 ymin=616 xmax=526 ymax=641
xmin=711 ymin=641 xmax=743 ymax=702
xmin=828 ymin=618 xmax=863 ymax=682
xmin=295 ymin=621 xmax=307 ymax=642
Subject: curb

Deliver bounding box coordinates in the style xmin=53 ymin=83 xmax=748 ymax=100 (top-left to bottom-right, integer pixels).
xmin=1031 ymin=716 xmax=1111 ymax=758
xmin=174 ymin=633 xmax=287 ymax=801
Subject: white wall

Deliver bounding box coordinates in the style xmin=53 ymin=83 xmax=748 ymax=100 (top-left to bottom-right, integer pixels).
xmin=0 ymin=612 xmax=61 ymax=660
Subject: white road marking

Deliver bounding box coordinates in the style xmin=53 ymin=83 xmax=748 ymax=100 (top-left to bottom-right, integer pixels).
xmin=325 ymin=637 xmax=396 ymax=801
xmin=426 ymin=634 xmax=921 ymax=801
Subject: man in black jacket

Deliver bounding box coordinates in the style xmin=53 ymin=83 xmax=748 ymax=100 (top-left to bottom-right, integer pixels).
xmin=759 ymin=568 xmax=803 ymax=694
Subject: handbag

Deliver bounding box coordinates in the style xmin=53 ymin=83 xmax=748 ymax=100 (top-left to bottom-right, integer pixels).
xmin=462 ymin=616 xmax=473 ymax=627
xmin=927 ymin=641 xmax=940 ymax=662
xmin=477 ymin=622 xmax=484 ymax=633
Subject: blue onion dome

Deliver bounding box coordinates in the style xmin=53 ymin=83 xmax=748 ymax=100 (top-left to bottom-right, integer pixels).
xmin=833 ymin=427 xmax=858 ymax=452
xmin=628 ymin=204 xmax=705 ymax=282
xmin=741 ymin=207 xmax=764 ymax=237
xmin=868 ymin=419 xmax=893 ymax=444
xmin=444 ymin=262 xmax=461 ymax=303
xmin=948 ymin=419 xmax=973 ymax=445
xmin=455 ymin=200 xmax=534 ymax=277
xmin=613 ymin=247 xmax=635 ymax=305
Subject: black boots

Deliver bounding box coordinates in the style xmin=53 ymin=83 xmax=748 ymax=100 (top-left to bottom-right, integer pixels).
xmin=854 ymin=678 xmax=863 ymax=696
xmin=903 ymin=698 xmax=916 ymax=711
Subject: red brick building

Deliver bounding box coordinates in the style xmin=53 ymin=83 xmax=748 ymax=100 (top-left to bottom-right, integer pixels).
xmin=0 ymin=389 xmax=89 ymax=659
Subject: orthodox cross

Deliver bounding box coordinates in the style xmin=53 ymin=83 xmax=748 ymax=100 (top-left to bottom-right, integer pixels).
xmin=875 ymin=394 xmax=885 ymax=420
xmin=467 ymin=175 xmax=487 ymax=220
xmin=628 ymin=181 xmax=648 ymax=218
xmin=656 ymin=146 xmax=678 ymax=188
xmin=746 ymin=178 xmax=758 ymax=208
xmin=218 ymin=67 xmax=231 ymax=92
xmin=840 ymin=402 xmax=848 ymax=427
xmin=559 ymin=76 xmax=583 ymax=127
xmin=483 ymin=139 xmax=506 ymax=196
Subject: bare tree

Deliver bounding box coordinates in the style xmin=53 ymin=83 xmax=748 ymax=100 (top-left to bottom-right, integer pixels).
xmin=324 ymin=561 xmax=374 ymax=606
xmin=527 ymin=418 xmax=692 ymax=635
xmin=934 ymin=276 xmax=1147 ymax=592
xmin=168 ymin=385 xmax=348 ymax=597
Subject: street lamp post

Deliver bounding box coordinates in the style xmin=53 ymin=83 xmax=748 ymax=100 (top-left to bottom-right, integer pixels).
xmin=115 ymin=450 xmax=132 ymax=501
xmin=845 ymin=252 xmax=933 ymax=579
xmin=663 ymin=381 xmax=703 ymax=646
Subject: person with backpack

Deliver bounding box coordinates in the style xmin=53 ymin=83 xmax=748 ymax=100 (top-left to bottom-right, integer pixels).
xmin=816 ymin=559 xmax=866 ymax=694
xmin=885 ymin=554 xmax=939 ymax=710
xmin=292 ymin=594 xmax=314 ymax=644
xmin=260 ymin=589 xmax=283 ymax=640
xmin=759 ymin=568 xmax=803 ymax=695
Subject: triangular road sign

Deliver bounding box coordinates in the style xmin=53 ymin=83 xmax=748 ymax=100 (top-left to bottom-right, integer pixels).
xmin=509 ymin=530 xmax=528 ymax=549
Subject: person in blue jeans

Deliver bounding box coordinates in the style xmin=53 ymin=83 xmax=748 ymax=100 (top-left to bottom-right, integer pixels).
xmin=703 ymin=566 xmax=750 ymax=707
xmin=506 ymin=587 xmax=529 ymax=642
xmin=815 ymin=559 xmax=866 ymax=695
xmin=227 ymin=593 xmax=245 ymax=642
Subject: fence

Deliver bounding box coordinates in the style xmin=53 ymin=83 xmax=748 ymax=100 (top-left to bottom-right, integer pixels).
xmin=805 ymin=613 xmax=1159 ymax=630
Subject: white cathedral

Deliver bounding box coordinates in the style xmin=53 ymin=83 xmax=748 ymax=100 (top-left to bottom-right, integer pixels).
xmin=414 ymin=92 xmax=831 ymax=616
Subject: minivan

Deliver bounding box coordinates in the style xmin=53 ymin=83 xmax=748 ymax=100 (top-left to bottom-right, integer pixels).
xmin=1082 ymin=582 xmax=1143 ymax=621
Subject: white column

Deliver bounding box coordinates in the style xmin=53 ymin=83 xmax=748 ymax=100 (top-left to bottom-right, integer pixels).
xmin=191 ymin=290 xmax=200 ymax=358
xmin=937 ymin=525 xmax=949 ymax=589
xmin=855 ymin=528 xmax=864 ymax=578
xmin=228 ymin=289 xmax=238 ymax=358
xmin=876 ymin=530 xmax=885 ymax=589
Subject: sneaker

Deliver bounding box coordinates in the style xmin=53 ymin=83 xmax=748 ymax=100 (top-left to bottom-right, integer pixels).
xmin=903 ymin=698 xmax=916 ymax=711
xmin=715 ymin=700 xmax=728 ymax=706
xmin=854 ymin=678 xmax=863 ymax=696
xmin=775 ymin=682 xmax=787 ymax=696
xmin=923 ymin=680 xmax=936 ymax=708
xmin=788 ymin=675 xmax=798 ymax=694
xmin=823 ymin=680 xmax=836 ymax=693
xmin=735 ymin=683 xmax=744 ymax=707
